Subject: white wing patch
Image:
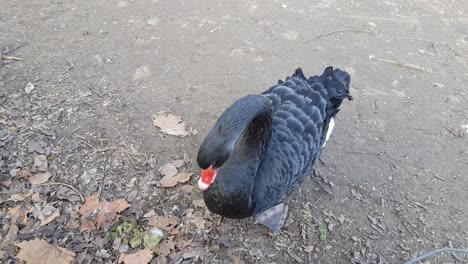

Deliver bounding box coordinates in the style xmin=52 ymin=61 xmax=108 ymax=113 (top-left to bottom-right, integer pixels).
xmin=322 ymin=117 xmax=335 ymax=148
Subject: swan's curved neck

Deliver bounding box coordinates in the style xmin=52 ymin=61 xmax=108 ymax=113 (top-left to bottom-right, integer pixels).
xmin=199 ymin=95 xmax=272 ymax=218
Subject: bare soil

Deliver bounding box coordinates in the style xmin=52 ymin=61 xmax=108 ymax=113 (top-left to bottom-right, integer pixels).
xmin=1 ymin=0 xmax=468 ymax=263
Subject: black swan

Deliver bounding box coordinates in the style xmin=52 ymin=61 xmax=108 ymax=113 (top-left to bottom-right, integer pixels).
xmin=196 ymin=67 xmax=352 ymax=233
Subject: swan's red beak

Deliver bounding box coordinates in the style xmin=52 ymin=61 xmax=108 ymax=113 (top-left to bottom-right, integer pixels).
xmin=198 ymin=166 xmax=217 ymax=190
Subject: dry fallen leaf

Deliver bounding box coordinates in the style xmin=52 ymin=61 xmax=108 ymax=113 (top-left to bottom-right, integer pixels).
xmin=4 ymin=224 xmax=19 ymax=244
xmin=0 ymin=250 xmax=5 ymax=260
xmin=159 ymin=163 xmax=178 ymax=178
xmin=118 ymin=249 xmax=153 ymax=264
xmin=185 ymin=209 xmax=209 ymax=230
xmin=29 ymin=172 xmax=52 ymax=185
xmin=78 ymin=196 xmax=131 ymax=231
xmin=16 ymin=239 xmax=75 ymax=264
xmin=172 ymin=159 xmax=185 ymax=168
xmin=192 ymin=199 xmax=206 ymax=208
xmin=8 ymin=189 xmax=33 ymax=202
xmin=33 ymin=155 xmax=48 ymax=172
xmin=147 ymin=215 xmax=180 ymax=232
xmin=1 ymin=179 xmax=12 ymax=187
xmin=157 ymin=172 xmax=193 ymax=188
xmin=39 ymin=204 xmax=60 ymax=226
xmin=143 ymin=210 xmax=156 ymax=218
xmin=152 ymin=113 xmax=191 ymax=137
xmin=8 ymin=205 xmax=29 ymax=225
xmin=179 ymin=185 xmax=194 ymax=194
xmin=16 ymin=168 xmax=32 ymax=179
xmin=155 ymin=255 xmax=167 ymax=264
xmin=156 ymin=236 xmax=175 ymax=256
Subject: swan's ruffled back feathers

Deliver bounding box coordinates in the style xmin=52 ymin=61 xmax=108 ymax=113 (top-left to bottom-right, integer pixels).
xmin=252 ymin=67 xmax=351 ymax=213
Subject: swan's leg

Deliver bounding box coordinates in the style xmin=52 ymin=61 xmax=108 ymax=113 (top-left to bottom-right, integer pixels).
xmin=254 ymin=203 xmax=289 ymax=234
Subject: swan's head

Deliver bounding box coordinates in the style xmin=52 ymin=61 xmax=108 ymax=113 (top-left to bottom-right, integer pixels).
xmin=196 ymin=135 xmax=234 ymax=190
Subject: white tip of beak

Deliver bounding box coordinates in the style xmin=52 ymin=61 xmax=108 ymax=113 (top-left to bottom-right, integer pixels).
xmin=198 ymin=178 xmax=210 ymax=190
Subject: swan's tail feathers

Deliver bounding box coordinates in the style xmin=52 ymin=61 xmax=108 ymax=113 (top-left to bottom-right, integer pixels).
xmin=313 ymin=67 xmax=352 ymax=148
xmin=254 ymin=203 xmax=289 ymax=234
xmin=313 ymin=66 xmax=353 ymax=111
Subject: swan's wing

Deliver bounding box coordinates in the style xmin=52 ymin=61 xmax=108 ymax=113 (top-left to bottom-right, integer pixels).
xmin=253 ymin=77 xmax=328 ymax=212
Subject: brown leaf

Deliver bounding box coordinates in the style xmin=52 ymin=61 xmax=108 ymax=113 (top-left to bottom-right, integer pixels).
xmin=33 ymin=155 xmax=48 ymax=172
xmin=156 ymin=255 xmax=167 ymax=264
xmin=143 ymin=210 xmax=156 ymax=218
xmin=8 ymin=189 xmax=33 ymax=202
xmin=172 ymin=159 xmax=185 ymax=168
xmin=156 ymin=236 xmax=175 ymax=256
xmin=118 ymin=249 xmax=153 ymax=264
xmin=152 ymin=113 xmax=191 ymax=137
xmin=159 ymin=163 xmax=178 ymax=178
xmin=0 ymin=250 xmax=6 ymax=260
xmin=7 ymin=205 xmax=29 ymax=225
xmin=31 ymin=192 xmax=42 ymax=203
xmin=1 ymin=179 xmax=12 ymax=187
xmin=39 ymin=204 xmax=60 ymax=226
xmin=192 ymin=199 xmax=206 ymax=208
xmin=15 ymin=239 xmax=75 ymax=264
xmin=16 ymin=168 xmax=32 ymax=179
xmin=29 ymin=172 xmax=52 ymax=185
xmin=185 ymin=209 xmax=209 ymax=230
xmin=157 ymin=172 xmax=193 ymax=188
xmin=4 ymin=224 xmax=19 ymax=244
xmin=147 ymin=215 xmax=180 ymax=231
xmin=179 ymin=185 xmax=194 ymax=194
xmin=78 ymin=196 xmax=131 ymax=231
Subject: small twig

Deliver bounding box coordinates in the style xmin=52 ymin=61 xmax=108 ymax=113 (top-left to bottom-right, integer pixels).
xmin=85 ymin=83 xmax=103 ymax=97
xmin=405 ymin=248 xmax=468 ymax=264
xmin=2 ymin=42 xmax=26 ymax=55
xmin=305 ymin=29 xmax=374 ymax=43
xmin=1 ymin=55 xmax=23 ymax=61
xmin=37 ymin=182 xmax=84 ymax=202
xmin=72 ymin=135 xmax=95 ymax=148
xmin=128 ymin=171 xmax=144 ymax=178
xmin=313 ymin=192 xmax=325 ymax=207
xmin=210 ymin=27 xmax=221 ymax=33
xmin=372 ymin=57 xmax=434 ymax=73
xmin=413 ymin=201 xmax=428 ymax=210
xmin=311 ymin=170 xmax=333 ymax=195
xmin=432 ymin=173 xmax=445 ymax=181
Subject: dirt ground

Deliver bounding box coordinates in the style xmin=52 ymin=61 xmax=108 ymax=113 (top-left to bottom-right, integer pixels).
xmin=1 ymin=0 xmax=468 ymax=263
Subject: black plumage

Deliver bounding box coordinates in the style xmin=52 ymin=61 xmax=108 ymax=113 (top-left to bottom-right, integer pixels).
xmin=196 ymin=67 xmax=352 ymax=232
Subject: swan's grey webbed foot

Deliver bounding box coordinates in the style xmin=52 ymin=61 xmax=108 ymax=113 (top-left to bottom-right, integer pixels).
xmin=254 ymin=203 xmax=289 ymax=234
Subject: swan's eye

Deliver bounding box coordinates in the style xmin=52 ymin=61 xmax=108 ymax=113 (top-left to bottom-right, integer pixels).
xmin=198 ymin=165 xmax=217 ymax=190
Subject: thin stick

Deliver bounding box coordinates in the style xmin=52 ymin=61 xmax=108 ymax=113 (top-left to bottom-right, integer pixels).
xmin=405 ymin=248 xmax=468 ymax=264
xmin=374 ymin=57 xmax=434 ymax=73
xmin=313 ymin=192 xmax=325 ymax=207
xmin=1 ymin=56 xmax=23 ymax=61
xmin=37 ymin=182 xmax=84 ymax=202
xmin=305 ymin=29 xmax=374 ymax=43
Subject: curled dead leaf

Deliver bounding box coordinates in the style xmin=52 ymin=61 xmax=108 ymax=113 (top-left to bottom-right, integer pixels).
xmin=38 ymin=204 xmax=60 ymax=226
xmin=8 ymin=189 xmax=33 ymax=202
xmin=159 ymin=163 xmax=178 ymax=178
xmin=185 ymin=209 xmax=210 ymax=231
xmin=152 ymin=113 xmax=192 ymax=137
xmin=78 ymin=196 xmax=131 ymax=231
xmin=179 ymin=185 xmax=194 ymax=194
xmin=15 ymin=239 xmax=75 ymax=264
xmin=157 ymin=172 xmax=193 ymax=188
xmin=156 ymin=236 xmax=175 ymax=256
xmin=147 ymin=215 xmax=180 ymax=231
xmin=8 ymin=205 xmax=29 ymax=225
xmin=118 ymin=249 xmax=153 ymax=264
xmin=192 ymin=199 xmax=206 ymax=208
xmin=29 ymin=172 xmax=52 ymax=185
